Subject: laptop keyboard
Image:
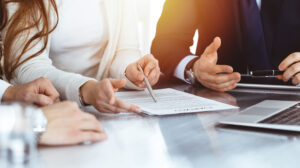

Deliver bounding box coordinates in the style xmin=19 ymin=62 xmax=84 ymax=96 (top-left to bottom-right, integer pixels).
xmin=259 ymin=104 xmax=300 ymax=125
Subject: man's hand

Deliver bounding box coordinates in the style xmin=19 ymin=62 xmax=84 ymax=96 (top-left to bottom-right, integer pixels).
xmin=80 ymin=79 xmax=141 ymax=114
xmin=2 ymin=77 xmax=59 ymax=106
xmin=125 ymin=54 xmax=160 ymax=88
xmin=193 ymin=37 xmax=241 ymax=92
xmin=278 ymin=52 xmax=300 ymax=85
xmin=40 ymin=102 xmax=106 ymax=146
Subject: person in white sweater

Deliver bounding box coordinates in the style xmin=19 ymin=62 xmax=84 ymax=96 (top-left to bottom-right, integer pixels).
xmin=2 ymin=0 xmax=160 ymax=113
xmin=0 ymin=1 xmax=106 ymax=146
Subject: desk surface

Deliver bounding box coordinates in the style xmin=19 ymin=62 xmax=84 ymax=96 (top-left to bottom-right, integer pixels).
xmin=39 ymin=79 xmax=300 ymax=168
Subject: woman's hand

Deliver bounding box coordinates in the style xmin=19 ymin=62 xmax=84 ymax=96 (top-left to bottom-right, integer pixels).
xmin=40 ymin=101 xmax=106 ymax=146
xmin=125 ymin=54 xmax=160 ymax=88
xmin=2 ymin=77 xmax=60 ymax=106
xmin=278 ymin=52 xmax=300 ymax=85
xmin=80 ymin=79 xmax=141 ymax=113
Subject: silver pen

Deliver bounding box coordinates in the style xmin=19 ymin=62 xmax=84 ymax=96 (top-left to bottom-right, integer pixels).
xmin=137 ymin=63 xmax=158 ymax=103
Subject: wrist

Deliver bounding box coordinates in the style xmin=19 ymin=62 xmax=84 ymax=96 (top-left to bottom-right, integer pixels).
xmin=80 ymin=80 xmax=96 ymax=105
xmin=2 ymin=86 xmax=16 ymax=102
xmin=184 ymin=58 xmax=199 ymax=85
xmin=192 ymin=59 xmax=199 ymax=74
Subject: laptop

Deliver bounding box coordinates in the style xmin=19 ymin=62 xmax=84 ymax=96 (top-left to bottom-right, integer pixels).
xmin=219 ymin=100 xmax=300 ymax=132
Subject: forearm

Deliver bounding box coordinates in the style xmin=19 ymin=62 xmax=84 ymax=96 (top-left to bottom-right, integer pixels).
xmin=13 ymin=60 xmax=95 ymax=105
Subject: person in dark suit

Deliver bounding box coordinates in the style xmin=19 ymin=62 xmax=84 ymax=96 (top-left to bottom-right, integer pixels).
xmin=152 ymin=0 xmax=300 ymax=91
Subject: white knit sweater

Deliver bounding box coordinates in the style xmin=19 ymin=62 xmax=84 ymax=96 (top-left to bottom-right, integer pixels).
xmin=4 ymin=0 xmax=142 ymax=105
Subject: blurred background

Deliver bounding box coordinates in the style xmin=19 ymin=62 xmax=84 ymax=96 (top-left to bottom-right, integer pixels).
xmin=136 ymin=0 xmax=198 ymax=56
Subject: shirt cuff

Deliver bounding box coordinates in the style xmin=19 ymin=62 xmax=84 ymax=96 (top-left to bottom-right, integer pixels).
xmin=173 ymin=55 xmax=198 ymax=83
xmin=0 ymin=80 xmax=12 ymax=102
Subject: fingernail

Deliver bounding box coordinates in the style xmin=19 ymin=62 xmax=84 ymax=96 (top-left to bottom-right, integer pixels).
xmin=135 ymin=107 xmax=142 ymax=113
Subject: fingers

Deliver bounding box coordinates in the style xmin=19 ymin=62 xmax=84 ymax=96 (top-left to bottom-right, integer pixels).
xmin=144 ymin=56 xmax=159 ymax=76
xmin=279 ymin=53 xmax=300 ymax=71
xmin=212 ymin=65 xmax=233 ymax=74
xmin=95 ymin=102 xmax=126 ymax=114
xmin=103 ymin=79 xmax=119 ymax=105
xmin=126 ymin=65 xmax=144 ymax=83
xmin=115 ymin=98 xmax=141 ymax=113
xmin=78 ymin=132 xmax=107 ymax=143
xmin=110 ymin=79 xmax=126 ymax=89
xmin=27 ymin=94 xmax=53 ymax=106
xmin=292 ymin=73 xmax=300 ymax=85
xmin=282 ymin=62 xmax=300 ymax=82
xmin=194 ymin=67 xmax=240 ymax=92
xmin=35 ymin=77 xmax=60 ymax=102
xmin=126 ymin=54 xmax=160 ymax=87
xmin=277 ymin=75 xmax=283 ymax=80
xmin=147 ymin=67 xmax=160 ymax=86
xmin=138 ymin=67 xmax=160 ymax=88
xmin=201 ymin=79 xmax=238 ymax=92
xmin=203 ymin=37 xmax=221 ymax=56
xmin=78 ymin=119 xmax=103 ymax=132
xmin=198 ymin=72 xmax=241 ymax=85
xmin=137 ymin=54 xmax=154 ymax=67
xmin=95 ymin=98 xmax=141 ymax=114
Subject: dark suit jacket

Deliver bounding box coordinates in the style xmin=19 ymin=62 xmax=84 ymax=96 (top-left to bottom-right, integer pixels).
xmin=151 ymin=0 xmax=300 ymax=77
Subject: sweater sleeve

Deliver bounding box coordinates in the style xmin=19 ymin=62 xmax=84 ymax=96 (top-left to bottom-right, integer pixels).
xmin=109 ymin=0 xmax=142 ymax=90
xmin=11 ymin=34 xmax=95 ymax=106
xmin=0 ymin=80 xmax=11 ymax=102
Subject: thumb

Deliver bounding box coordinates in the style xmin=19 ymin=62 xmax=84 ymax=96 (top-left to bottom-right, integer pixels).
xmin=203 ymin=37 xmax=221 ymax=56
xmin=110 ymin=79 xmax=126 ymax=89
xmin=126 ymin=64 xmax=144 ymax=82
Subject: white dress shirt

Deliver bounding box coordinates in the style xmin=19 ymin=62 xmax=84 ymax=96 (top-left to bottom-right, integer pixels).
xmin=0 ymin=80 xmax=11 ymax=102
xmin=174 ymin=0 xmax=262 ymax=82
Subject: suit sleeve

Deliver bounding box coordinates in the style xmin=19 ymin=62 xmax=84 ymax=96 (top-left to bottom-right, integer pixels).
xmin=151 ymin=0 xmax=199 ymax=77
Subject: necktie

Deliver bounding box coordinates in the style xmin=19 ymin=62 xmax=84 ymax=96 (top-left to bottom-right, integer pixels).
xmin=239 ymin=0 xmax=272 ymax=70
xmin=261 ymin=0 xmax=283 ymax=67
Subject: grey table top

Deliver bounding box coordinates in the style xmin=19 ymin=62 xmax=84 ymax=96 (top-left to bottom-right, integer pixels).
xmin=39 ymin=79 xmax=300 ymax=168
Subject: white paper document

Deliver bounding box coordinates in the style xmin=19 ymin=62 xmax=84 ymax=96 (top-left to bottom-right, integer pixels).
xmin=115 ymin=88 xmax=239 ymax=115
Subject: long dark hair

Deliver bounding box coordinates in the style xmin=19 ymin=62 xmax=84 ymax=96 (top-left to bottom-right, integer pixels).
xmin=0 ymin=0 xmax=58 ymax=81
